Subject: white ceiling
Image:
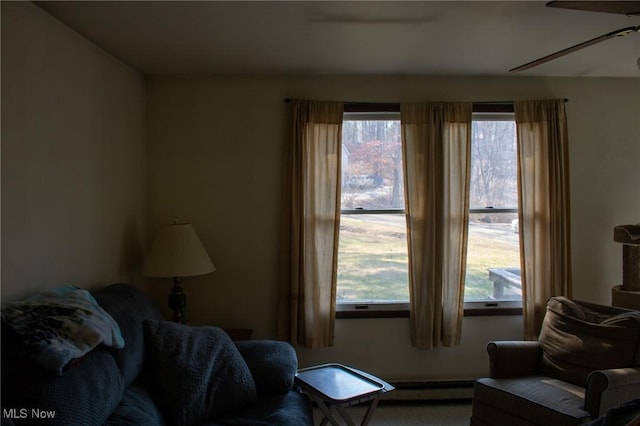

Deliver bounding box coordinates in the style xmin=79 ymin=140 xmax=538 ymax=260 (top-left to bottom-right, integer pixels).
xmin=36 ymin=1 xmax=640 ymax=77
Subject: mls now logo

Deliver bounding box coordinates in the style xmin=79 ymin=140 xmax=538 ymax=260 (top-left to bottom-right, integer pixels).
xmin=3 ymin=408 xmax=56 ymax=419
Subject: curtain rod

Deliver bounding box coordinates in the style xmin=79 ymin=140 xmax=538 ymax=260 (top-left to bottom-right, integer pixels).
xmin=283 ymin=98 xmax=568 ymax=113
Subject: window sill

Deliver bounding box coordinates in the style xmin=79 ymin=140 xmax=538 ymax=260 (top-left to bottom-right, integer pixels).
xmin=336 ymin=302 xmax=409 ymax=319
xmin=336 ymin=301 xmax=522 ymax=319
xmin=337 ymin=309 xmax=410 ymax=319
xmin=463 ymin=300 xmax=522 ymax=316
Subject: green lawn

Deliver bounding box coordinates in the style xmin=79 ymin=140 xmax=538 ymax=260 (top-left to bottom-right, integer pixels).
xmin=336 ymin=215 xmax=520 ymax=302
xmin=337 ymin=215 xmax=409 ymax=301
xmin=465 ymin=222 xmax=520 ymax=299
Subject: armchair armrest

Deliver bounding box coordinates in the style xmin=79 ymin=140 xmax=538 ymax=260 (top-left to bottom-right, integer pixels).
xmin=487 ymin=341 xmax=542 ymax=378
xmin=235 ymin=340 xmax=297 ymax=396
xmin=585 ymin=367 xmax=640 ymax=418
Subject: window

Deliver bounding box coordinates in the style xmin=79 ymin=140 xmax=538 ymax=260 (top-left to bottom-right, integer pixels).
xmin=336 ymin=110 xmax=522 ymax=316
xmin=464 ymin=113 xmax=522 ymax=309
xmin=336 ymin=113 xmax=410 ymax=312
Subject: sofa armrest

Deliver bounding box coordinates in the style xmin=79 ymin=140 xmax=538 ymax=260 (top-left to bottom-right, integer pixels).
xmin=585 ymin=367 xmax=640 ymax=418
xmin=235 ymin=340 xmax=297 ymax=396
xmin=487 ymin=341 xmax=542 ymax=378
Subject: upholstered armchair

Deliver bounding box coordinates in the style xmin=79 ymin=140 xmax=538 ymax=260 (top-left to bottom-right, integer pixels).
xmin=471 ymin=297 xmax=640 ymax=426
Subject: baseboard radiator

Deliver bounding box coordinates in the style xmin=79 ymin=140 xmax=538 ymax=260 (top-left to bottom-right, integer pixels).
xmin=382 ymin=380 xmax=475 ymax=401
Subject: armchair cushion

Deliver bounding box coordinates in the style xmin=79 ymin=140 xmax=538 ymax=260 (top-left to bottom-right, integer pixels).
xmin=487 ymin=341 xmax=542 ymax=378
xmin=473 ymin=377 xmax=590 ymax=426
xmin=539 ymin=297 xmax=640 ymax=387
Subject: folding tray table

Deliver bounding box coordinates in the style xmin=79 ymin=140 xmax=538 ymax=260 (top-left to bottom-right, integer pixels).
xmin=295 ymin=363 xmax=394 ymax=426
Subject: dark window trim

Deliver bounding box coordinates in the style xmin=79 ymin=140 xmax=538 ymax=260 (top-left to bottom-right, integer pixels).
xmin=284 ymin=98 xmax=567 ymax=113
xmin=337 ymin=309 xmax=410 ymax=319
xmin=341 ymin=209 xmax=404 ymax=215
xmin=336 ymin=306 xmax=522 ymax=319
xmin=285 ymin=99 xmax=516 ymax=113
xmin=342 ymin=102 xmax=516 ymax=114
xmin=470 ymin=208 xmax=517 ymax=214
xmin=464 ymin=306 xmax=523 ymax=317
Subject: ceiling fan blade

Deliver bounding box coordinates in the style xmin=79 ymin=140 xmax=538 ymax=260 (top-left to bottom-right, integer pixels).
xmin=546 ymin=1 xmax=640 ymax=16
xmin=510 ymin=26 xmax=639 ymax=72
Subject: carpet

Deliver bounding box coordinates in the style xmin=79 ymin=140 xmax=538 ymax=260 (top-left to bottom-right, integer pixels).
xmin=313 ymin=400 xmax=472 ymax=426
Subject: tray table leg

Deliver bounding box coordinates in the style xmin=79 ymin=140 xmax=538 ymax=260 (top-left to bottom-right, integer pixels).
xmin=308 ymin=391 xmax=341 ymax=426
xmin=335 ymin=405 xmax=356 ymax=426
xmin=359 ymin=394 xmax=380 ymax=426
xmin=318 ymin=395 xmax=380 ymax=426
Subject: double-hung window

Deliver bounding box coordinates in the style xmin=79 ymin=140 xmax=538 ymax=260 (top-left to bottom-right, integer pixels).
xmin=336 ymin=109 xmax=522 ymax=317
xmin=464 ymin=112 xmax=522 ymax=311
xmin=336 ymin=113 xmax=409 ymax=315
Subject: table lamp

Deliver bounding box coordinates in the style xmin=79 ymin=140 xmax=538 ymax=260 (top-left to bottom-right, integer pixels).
xmin=143 ymin=220 xmax=215 ymax=323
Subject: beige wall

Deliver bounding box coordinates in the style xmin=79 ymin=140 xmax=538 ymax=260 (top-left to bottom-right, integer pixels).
xmin=1 ymin=2 xmax=146 ymax=301
xmin=147 ymin=74 xmax=639 ymax=380
xmin=3 ymin=0 xmax=638 ymax=382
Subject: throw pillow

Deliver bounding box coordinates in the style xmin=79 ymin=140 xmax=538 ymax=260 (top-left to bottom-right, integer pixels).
xmin=539 ymin=297 xmax=640 ymax=387
xmin=143 ymin=320 xmax=258 ymax=426
xmin=1 ymin=286 xmax=124 ymax=375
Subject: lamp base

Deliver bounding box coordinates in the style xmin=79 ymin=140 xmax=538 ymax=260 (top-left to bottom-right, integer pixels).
xmin=168 ymin=278 xmax=187 ymax=323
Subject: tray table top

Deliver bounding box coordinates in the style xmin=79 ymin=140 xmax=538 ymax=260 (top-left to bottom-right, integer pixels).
xmin=295 ymin=363 xmax=390 ymax=403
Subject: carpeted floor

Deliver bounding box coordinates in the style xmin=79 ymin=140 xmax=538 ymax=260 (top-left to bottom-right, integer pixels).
xmin=313 ymin=400 xmax=472 ymax=426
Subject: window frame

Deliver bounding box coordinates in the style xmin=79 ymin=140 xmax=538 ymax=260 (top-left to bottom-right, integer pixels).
xmin=464 ymin=112 xmax=522 ymax=313
xmin=337 ymin=112 xmax=409 ymax=316
xmin=336 ymin=107 xmax=522 ymax=319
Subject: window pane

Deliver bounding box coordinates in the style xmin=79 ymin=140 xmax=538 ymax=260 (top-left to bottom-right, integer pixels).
xmin=338 ymin=118 xmax=409 ymax=304
xmin=465 ymin=117 xmax=521 ymax=302
xmin=337 ymin=214 xmax=409 ymax=302
xmin=341 ymin=120 xmax=404 ymax=210
xmin=469 ymin=120 xmax=517 ymax=209
xmin=465 ymin=212 xmax=521 ymax=300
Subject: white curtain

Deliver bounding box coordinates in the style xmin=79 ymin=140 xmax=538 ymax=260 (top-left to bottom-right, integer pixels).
xmin=401 ymin=102 xmax=472 ymax=349
xmin=515 ymin=99 xmax=572 ymax=340
xmin=278 ymin=99 xmax=344 ymax=348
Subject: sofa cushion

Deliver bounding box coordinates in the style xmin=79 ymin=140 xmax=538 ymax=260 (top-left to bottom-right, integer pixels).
xmin=104 ymin=384 xmax=165 ymax=426
xmin=539 ymin=297 xmax=640 ymax=386
xmin=472 ymin=377 xmax=591 ymax=426
xmin=93 ymin=283 xmax=164 ymax=385
xmin=144 ymin=320 xmax=258 ymax=426
xmin=209 ymin=391 xmax=313 ymax=426
xmin=235 ymin=340 xmax=297 ymax=395
xmin=1 ymin=342 xmax=124 ymax=426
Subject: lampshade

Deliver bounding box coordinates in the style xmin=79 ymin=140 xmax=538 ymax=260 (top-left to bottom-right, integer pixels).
xmin=143 ymin=223 xmax=215 ymax=278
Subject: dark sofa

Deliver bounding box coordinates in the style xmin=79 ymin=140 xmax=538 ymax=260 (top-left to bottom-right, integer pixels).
xmin=1 ymin=283 xmax=313 ymax=425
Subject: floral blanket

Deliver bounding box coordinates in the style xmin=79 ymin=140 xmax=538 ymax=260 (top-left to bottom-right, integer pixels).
xmin=2 ymin=286 xmax=124 ymax=375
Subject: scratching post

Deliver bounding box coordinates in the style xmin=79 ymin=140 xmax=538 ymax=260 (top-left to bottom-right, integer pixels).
xmin=612 ymin=224 xmax=640 ymax=310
